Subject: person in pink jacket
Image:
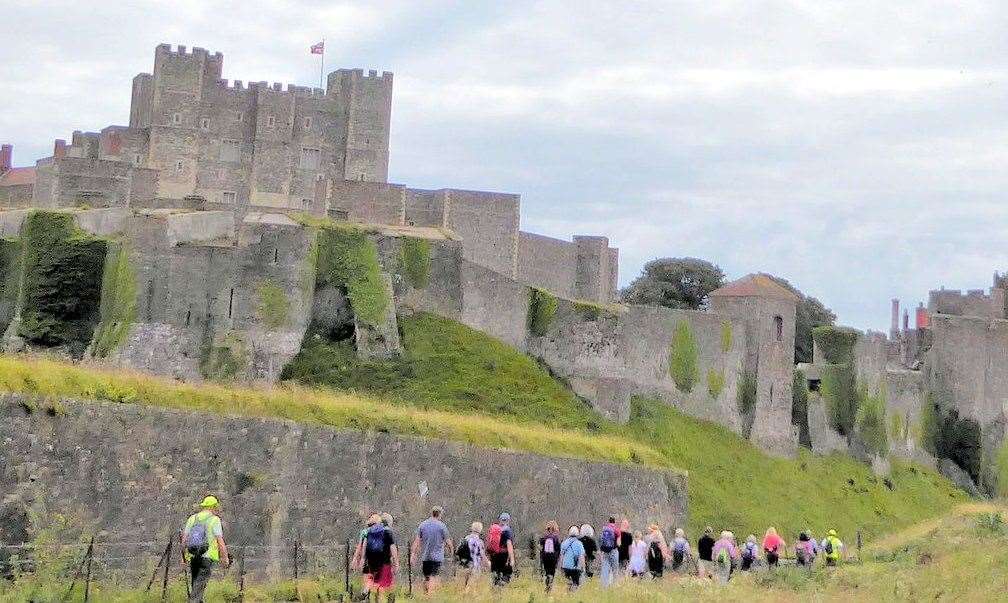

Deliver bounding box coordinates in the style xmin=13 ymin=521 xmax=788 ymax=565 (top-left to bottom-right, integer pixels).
xmin=762 ymin=527 xmax=785 ymax=568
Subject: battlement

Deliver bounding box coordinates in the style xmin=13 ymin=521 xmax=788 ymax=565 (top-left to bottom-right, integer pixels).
xmin=154 ymin=43 xmax=223 ymax=61
xmin=929 ymin=286 xmax=1006 ymax=319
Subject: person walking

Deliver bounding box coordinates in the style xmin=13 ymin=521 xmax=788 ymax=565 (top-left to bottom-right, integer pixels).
xmin=456 ymin=521 xmax=490 ymax=592
xmin=560 ymin=526 xmax=587 ymax=592
xmin=795 ymin=531 xmax=817 ymax=567
xmin=598 ymin=516 xmax=621 ymax=587
xmin=697 ymin=526 xmax=716 ymax=578
xmin=363 ymin=512 xmax=399 ymax=601
xmin=762 ymin=527 xmax=785 ymax=568
xmin=180 ymin=495 xmax=229 ymax=603
xmin=645 ymin=525 xmax=669 ymax=579
xmin=821 ymin=529 xmax=845 ymax=566
xmin=711 ymin=530 xmax=739 ymax=584
xmin=670 ymin=528 xmax=692 ymax=574
xmin=617 ymin=518 xmax=634 ymax=576
xmin=488 ymin=512 xmax=516 ymax=586
xmin=627 ymin=531 xmax=648 ymax=578
xmin=578 ymin=524 xmax=598 ymax=579
xmin=740 ymin=535 xmax=759 ymax=571
xmin=351 ymin=514 xmax=382 ymax=602
xmin=411 ymin=505 xmax=453 ymax=595
xmin=539 ymin=520 xmax=562 ymax=592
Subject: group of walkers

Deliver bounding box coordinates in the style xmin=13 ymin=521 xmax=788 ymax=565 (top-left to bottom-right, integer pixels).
xmin=178 ymin=495 xmax=849 ymax=603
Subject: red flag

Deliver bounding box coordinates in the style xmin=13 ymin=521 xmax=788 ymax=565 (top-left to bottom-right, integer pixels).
xmin=310 ymin=41 xmax=324 ymax=55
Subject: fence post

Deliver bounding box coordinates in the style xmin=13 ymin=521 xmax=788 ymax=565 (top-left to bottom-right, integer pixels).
xmin=161 ymin=538 xmax=173 ymax=602
xmin=856 ymin=529 xmax=863 ymax=563
xmin=146 ymin=536 xmax=172 ymax=592
xmin=238 ymin=547 xmax=246 ymax=603
xmin=83 ymin=537 xmax=94 ymax=603
xmin=293 ymin=541 xmax=300 ymax=581
xmin=406 ymin=548 xmax=413 ymax=597
xmin=344 ymin=539 xmax=350 ymax=595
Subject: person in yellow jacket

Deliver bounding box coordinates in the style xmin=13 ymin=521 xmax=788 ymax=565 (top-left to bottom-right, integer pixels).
xmin=821 ymin=529 xmax=844 ymax=567
xmin=181 ymin=496 xmax=230 ymax=603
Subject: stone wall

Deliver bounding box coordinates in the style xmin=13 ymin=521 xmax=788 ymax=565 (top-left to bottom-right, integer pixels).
xmin=443 ymin=189 xmax=520 ymax=278
xmin=928 ymin=287 xmax=1004 ymax=319
xmin=516 ymin=231 xmax=619 ymax=303
xmin=0 ymin=394 xmax=688 ymax=575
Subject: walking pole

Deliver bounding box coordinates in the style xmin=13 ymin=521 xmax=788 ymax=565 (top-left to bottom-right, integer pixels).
xmin=293 ymin=540 xmax=300 ymax=581
xmin=161 ymin=538 xmax=173 ymax=602
xmin=856 ymin=529 xmax=862 ymax=563
xmin=146 ymin=536 xmax=172 ymax=592
xmin=406 ymin=548 xmax=413 ymax=597
xmin=83 ymin=537 xmax=94 ymax=603
xmin=238 ymin=547 xmax=246 ymax=603
xmin=344 ymin=539 xmax=350 ymax=596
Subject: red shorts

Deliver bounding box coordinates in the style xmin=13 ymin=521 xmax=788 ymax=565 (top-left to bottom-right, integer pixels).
xmin=371 ymin=564 xmax=394 ymax=590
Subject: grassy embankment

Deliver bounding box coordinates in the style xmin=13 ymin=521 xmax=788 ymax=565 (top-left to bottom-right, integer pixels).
xmin=1 ymin=313 xmax=964 ymax=541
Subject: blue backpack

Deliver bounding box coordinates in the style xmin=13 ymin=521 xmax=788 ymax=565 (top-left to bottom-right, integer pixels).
xmin=366 ymin=524 xmax=386 ymax=555
xmin=599 ymin=525 xmax=617 ymax=552
xmin=185 ymin=515 xmax=211 ymax=557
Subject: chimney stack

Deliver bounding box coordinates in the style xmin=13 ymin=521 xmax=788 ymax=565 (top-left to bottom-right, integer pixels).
xmin=54 ymin=139 xmax=66 ymax=159
xmin=0 ymin=144 xmax=11 ymax=173
xmin=916 ymin=302 xmax=929 ymax=329
xmin=902 ymin=309 xmax=909 ymax=332
xmin=890 ymin=298 xmax=900 ymax=338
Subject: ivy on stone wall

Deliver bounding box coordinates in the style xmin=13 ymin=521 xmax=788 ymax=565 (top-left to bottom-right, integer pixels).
xmin=572 ymin=300 xmax=618 ymax=321
xmin=0 ymin=237 xmax=23 ymax=327
xmin=706 ymin=368 xmax=725 ymax=399
xmin=91 ymin=241 xmax=138 ymax=358
xmin=720 ymin=320 xmax=732 ymax=353
xmin=17 ymin=211 xmax=107 ymax=356
xmin=811 ymin=326 xmax=859 ymax=364
xmin=668 ymin=320 xmax=699 ymax=393
xmin=821 ymin=363 xmax=859 ymax=437
xmin=199 ymin=332 xmax=249 ymax=382
xmin=855 ymin=391 xmax=888 ymax=457
xmin=792 ymin=369 xmax=811 ymax=447
xmin=312 ymin=224 xmax=389 ymax=327
xmin=918 ymin=399 xmax=983 ymax=486
xmin=527 ymin=288 xmax=558 ymax=337
xmin=257 ymin=279 xmax=291 ymax=329
xmin=737 ymin=370 xmax=757 ymax=418
xmin=400 ymin=237 xmax=432 ymax=289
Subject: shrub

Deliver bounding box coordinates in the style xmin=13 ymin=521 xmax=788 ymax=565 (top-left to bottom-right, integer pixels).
xmin=199 ymin=332 xmax=248 ymax=382
xmin=792 ymin=369 xmax=811 ymax=447
xmin=811 ymin=326 xmax=860 ymax=364
xmin=257 ymin=279 xmax=291 ymax=329
xmin=821 ymin=363 xmax=859 ymax=437
xmin=527 ymin=288 xmax=558 ymax=336
xmin=573 ymin=300 xmax=616 ymax=321
xmin=312 ymin=224 xmax=389 ymax=326
xmin=400 ymin=237 xmax=432 ymax=289
xmin=975 ymin=512 xmax=1005 ymax=536
xmin=668 ymin=320 xmax=699 ymax=393
xmin=856 ymin=391 xmax=888 ymax=457
xmin=720 ymin=320 xmax=732 ymax=353
xmin=707 ymin=369 xmax=725 ymax=399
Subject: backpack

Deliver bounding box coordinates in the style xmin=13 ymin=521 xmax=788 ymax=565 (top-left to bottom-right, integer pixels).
xmin=648 ymin=541 xmax=664 ymax=566
xmin=741 ymin=542 xmax=756 ymax=561
xmin=543 ymin=536 xmax=556 ymax=555
xmin=456 ymin=538 xmax=473 ymax=566
xmin=184 ymin=514 xmax=212 ymax=557
xmin=599 ymin=525 xmax=617 ymax=552
xmin=487 ymin=523 xmax=504 ymax=554
xmin=823 ymin=538 xmax=834 ymax=556
xmin=717 ymin=547 xmax=730 ymax=565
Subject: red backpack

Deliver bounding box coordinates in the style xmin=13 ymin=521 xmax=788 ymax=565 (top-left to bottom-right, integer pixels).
xmin=487 ymin=523 xmax=504 ymax=554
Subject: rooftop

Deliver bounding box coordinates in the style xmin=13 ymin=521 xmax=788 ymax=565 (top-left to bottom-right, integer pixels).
xmin=710 ymin=273 xmax=800 ymax=302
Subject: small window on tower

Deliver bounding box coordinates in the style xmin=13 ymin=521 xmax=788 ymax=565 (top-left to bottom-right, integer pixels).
xmin=299 ymin=147 xmax=321 ymax=170
xmin=222 ymin=191 xmax=237 ymax=204
xmin=200 ymin=118 xmax=210 ymax=130
xmin=303 ymin=117 xmax=313 ymax=129
xmin=774 ymin=315 xmax=783 ymax=342
xmin=236 ymin=111 xmax=244 ymax=123
xmin=172 ymin=113 xmax=181 ymax=125
xmin=302 ymin=198 xmax=312 ymax=209
xmin=267 ymin=115 xmax=276 ymax=127
xmin=175 ymin=160 xmax=184 ymax=173
xmin=133 ymin=154 xmax=142 ymax=166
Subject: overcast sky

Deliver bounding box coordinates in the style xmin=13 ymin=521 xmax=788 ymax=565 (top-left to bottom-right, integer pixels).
xmin=4 ymin=1 xmax=1008 ymax=330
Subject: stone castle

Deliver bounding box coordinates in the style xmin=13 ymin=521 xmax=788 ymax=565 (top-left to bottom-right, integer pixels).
xmin=0 ymin=44 xmax=798 ymax=457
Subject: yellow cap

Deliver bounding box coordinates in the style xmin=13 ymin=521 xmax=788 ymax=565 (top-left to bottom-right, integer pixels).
xmin=828 ymin=529 xmax=837 ymax=536
xmin=200 ymin=496 xmax=219 ymax=509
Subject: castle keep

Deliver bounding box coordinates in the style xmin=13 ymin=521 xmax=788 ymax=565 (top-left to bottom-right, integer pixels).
xmin=0 ymin=44 xmax=798 ymax=457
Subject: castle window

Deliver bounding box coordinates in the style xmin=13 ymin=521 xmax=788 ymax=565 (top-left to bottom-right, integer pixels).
xmin=299 ymin=147 xmax=321 ymax=170
xmin=200 ymin=118 xmax=210 ymax=130
xmin=303 ymin=117 xmax=313 ymax=129
xmin=301 ymin=198 xmax=313 ymax=209
xmin=267 ymin=115 xmax=276 ymax=127
xmin=236 ymin=111 xmax=244 ymax=123
xmin=172 ymin=113 xmax=181 ymax=125
xmin=774 ymin=315 xmax=783 ymax=342
xmin=175 ymin=160 xmax=184 ymax=173
xmin=222 ymin=191 xmax=237 ymax=204
xmin=220 ymin=140 xmax=240 ymax=163
xmin=133 ymin=154 xmax=143 ymax=166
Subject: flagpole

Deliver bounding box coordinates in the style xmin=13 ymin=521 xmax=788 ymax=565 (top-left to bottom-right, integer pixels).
xmin=319 ymin=37 xmax=325 ymax=89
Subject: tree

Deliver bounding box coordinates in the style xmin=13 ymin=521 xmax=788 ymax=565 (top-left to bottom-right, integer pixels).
xmin=621 ymin=257 xmax=724 ymax=310
xmin=765 ymin=275 xmax=836 ymax=364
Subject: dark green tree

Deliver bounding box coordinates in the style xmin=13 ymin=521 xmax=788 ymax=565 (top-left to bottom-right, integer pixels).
xmin=621 ymin=257 xmax=724 ymax=310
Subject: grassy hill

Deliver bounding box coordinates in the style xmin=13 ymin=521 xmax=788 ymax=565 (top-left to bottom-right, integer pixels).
xmin=0 ymin=312 xmax=965 ymax=543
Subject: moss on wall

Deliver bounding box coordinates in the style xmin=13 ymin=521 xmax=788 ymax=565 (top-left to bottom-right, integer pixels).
xmin=527 ymin=288 xmax=558 ymax=336
xmin=91 ymin=241 xmax=138 ymax=358
xmin=821 ymin=363 xmax=859 ymax=437
xmin=400 ymin=237 xmax=432 ymax=289
xmin=720 ymin=320 xmax=732 ymax=353
xmin=737 ymin=370 xmax=757 ymax=417
xmin=856 ymin=391 xmax=888 ymax=457
xmin=257 ymin=279 xmax=290 ymax=329
xmin=0 ymin=237 xmax=23 ymax=331
xmin=792 ymin=369 xmax=811 ymax=447
xmin=17 ymin=211 xmax=107 ymax=355
xmin=199 ymin=332 xmax=248 ymax=382
xmin=572 ymin=300 xmax=618 ymax=321
xmin=312 ymin=224 xmax=389 ymax=327
xmin=668 ymin=320 xmax=698 ymax=393
xmin=706 ymin=368 xmax=725 ymax=399
xmin=812 ymin=326 xmax=860 ymax=364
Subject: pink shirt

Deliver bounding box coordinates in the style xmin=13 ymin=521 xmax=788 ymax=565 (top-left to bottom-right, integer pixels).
xmin=762 ymin=534 xmax=784 ymax=553
xmin=712 ymin=538 xmax=739 ymax=560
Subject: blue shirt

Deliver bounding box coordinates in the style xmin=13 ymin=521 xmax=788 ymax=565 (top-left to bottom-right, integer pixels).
xmin=560 ymin=537 xmax=585 ymax=570
xmin=416 ymin=517 xmax=450 ymax=562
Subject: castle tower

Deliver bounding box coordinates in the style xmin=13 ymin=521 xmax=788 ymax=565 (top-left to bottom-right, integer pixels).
xmin=327 ymin=69 xmax=393 ymax=183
